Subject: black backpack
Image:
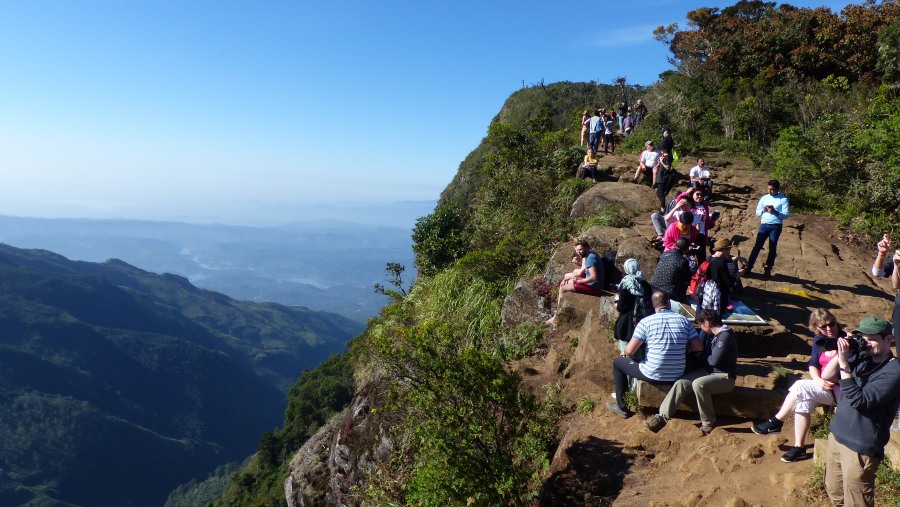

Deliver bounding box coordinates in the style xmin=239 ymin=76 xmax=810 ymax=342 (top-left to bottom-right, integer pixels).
xmin=631 ymin=281 xmax=655 ymax=326
xmin=600 ymin=251 xmax=621 ymax=290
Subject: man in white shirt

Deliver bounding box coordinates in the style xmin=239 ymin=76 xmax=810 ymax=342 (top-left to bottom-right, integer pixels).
xmin=633 ymin=141 xmax=660 ymax=184
xmin=689 ymin=158 xmax=713 ymax=194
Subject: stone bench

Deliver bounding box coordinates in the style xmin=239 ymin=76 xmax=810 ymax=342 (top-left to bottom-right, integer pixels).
xmin=635 ymin=380 xmax=783 ymax=420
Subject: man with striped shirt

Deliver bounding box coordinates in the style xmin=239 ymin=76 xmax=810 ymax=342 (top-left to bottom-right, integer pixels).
xmin=607 ymin=291 xmax=703 ymax=418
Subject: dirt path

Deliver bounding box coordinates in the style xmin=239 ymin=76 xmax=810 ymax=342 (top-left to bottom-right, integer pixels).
xmin=530 ymin=153 xmax=896 ymax=506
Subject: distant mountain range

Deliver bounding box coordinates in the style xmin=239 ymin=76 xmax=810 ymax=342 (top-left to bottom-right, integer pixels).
xmin=0 ymin=213 xmax=427 ymax=321
xmin=0 ymin=244 xmax=363 ymax=507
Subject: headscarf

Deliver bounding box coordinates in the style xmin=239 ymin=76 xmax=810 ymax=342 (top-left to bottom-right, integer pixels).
xmin=618 ymin=258 xmax=644 ymax=296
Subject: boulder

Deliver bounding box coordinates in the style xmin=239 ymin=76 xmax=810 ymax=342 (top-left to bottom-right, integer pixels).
xmin=501 ymin=279 xmax=552 ymax=328
xmin=570 ymin=182 xmax=659 ymax=220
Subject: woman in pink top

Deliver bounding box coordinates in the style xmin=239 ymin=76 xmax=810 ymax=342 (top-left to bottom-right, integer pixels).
xmin=689 ymin=188 xmax=719 ymax=263
xmin=751 ymin=309 xmax=845 ymax=462
xmin=662 ymin=212 xmax=697 ymax=252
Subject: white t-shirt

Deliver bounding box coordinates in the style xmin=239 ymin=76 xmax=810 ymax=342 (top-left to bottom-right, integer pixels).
xmin=640 ymin=149 xmax=661 ymax=168
xmin=689 ymin=165 xmax=712 ymax=180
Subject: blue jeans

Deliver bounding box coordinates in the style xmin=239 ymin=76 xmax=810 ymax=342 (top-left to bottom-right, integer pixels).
xmin=589 ymin=132 xmax=600 ymax=153
xmin=746 ymin=223 xmax=782 ymax=271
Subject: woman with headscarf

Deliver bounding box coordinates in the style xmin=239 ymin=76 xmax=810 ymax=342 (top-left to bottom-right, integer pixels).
xmin=614 ymin=258 xmax=653 ymax=352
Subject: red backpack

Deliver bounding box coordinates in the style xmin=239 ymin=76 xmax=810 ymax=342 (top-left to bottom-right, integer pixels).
xmin=688 ymin=260 xmax=711 ymax=301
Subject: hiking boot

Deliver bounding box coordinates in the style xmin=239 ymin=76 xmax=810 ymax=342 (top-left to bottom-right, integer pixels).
xmin=645 ymin=414 xmax=667 ymax=433
xmin=606 ymin=401 xmax=632 ymax=419
xmin=700 ymin=422 xmax=715 ymax=435
xmin=752 ymin=417 xmax=783 ymax=435
xmin=781 ymin=446 xmax=807 ymax=462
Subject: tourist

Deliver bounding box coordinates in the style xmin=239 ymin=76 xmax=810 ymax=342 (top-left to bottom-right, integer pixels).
xmin=752 ymin=309 xmax=844 ymax=462
xmin=690 ymin=187 xmax=718 ymax=264
xmin=545 ymin=240 xmax=605 ymax=325
xmin=699 ymin=238 xmax=735 ymax=314
xmin=689 ymin=158 xmax=713 ymax=195
xmin=576 ymin=147 xmax=601 ymax=181
xmin=662 ymin=211 xmax=697 ymax=253
xmin=588 ymin=109 xmax=603 ymax=154
xmin=822 ymin=317 xmax=900 ymax=506
xmin=645 ymin=308 xmax=738 ymax=435
xmin=580 ymin=109 xmax=590 ymax=147
xmin=651 ymin=238 xmax=692 ymax=304
xmin=607 ymin=291 xmax=702 ymax=418
xmin=614 ymin=258 xmax=653 ymax=351
xmin=634 ymin=141 xmax=661 ymax=184
xmin=743 ymin=179 xmax=790 ymax=278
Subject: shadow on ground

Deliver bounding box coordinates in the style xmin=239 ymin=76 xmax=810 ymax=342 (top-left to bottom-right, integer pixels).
xmin=540 ymin=436 xmax=634 ymax=506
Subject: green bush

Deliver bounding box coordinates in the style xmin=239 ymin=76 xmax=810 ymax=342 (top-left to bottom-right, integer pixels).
xmin=412 ymin=203 xmax=468 ymax=277
xmin=367 ymin=323 xmax=557 ymax=506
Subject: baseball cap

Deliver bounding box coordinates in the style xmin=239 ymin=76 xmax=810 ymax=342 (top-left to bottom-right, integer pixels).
xmin=852 ymin=316 xmax=892 ymax=336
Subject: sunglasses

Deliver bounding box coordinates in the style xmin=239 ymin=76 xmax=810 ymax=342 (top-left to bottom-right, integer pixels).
xmin=819 ymin=321 xmax=837 ymax=329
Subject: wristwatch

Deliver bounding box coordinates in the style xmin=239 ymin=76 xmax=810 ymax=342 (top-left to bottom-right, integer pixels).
xmin=839 ymin=365 xmax=852 ymax=373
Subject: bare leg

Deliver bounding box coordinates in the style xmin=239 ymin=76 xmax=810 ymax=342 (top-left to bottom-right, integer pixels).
xmin=774 ymin=391 xmax=798 ymax=421
xmin=652 ymin=165 xmax=659 ymax=186
xmin=634 ymin=166 xmax=644 ymax=182
xmin=794 ymin=412 xmax=811 ymax=447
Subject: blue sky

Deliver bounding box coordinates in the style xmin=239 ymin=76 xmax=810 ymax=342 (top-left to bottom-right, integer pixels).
xmin=0 ymin=0 xmax=857 ymax=225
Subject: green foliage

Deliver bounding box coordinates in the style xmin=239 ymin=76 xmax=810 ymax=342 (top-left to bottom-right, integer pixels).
xmin=878 ymin=18 xmax=900 ymax=83
xmin=409 ymin=266 xmax=511 ymax=350
xmin=576 ymin=204 xmax=634 ymax=232
xmin=876 ymin=457 xmax=900 ymax=506
xmin=576 ymin=395 xmax=597 ymax=414
xmin=367 ymin=323 xmax=557 ymax=506
xmin=412 ymin=203 xmax=468 ymax=277
xmin=811 ymin=408 xmax=833 ymax=440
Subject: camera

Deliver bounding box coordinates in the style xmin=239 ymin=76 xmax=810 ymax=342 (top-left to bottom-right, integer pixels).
xmin=814 ymin=334 xmax=868 ymax=357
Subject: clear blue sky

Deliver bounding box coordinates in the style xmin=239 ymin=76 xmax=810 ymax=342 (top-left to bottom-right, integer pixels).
xmin=0 ymin=0 xmax=857 ymax=225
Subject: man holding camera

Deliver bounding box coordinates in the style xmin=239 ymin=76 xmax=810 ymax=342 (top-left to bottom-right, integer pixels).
xmin=822 ymin=317 xmax=900 ymax=506
xmin=743 ymin=179 xmax=789 ymax=278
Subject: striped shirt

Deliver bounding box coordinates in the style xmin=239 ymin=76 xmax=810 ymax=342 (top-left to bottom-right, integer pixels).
xmin=632 ymin=308 xmax=700 ymax=381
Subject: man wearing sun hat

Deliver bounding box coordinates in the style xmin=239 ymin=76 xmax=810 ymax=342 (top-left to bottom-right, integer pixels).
xmin=822 ymin=316 xmax=900 ymax=506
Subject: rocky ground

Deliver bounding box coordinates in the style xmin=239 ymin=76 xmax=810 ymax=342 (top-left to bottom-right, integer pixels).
xmin=516 ymin=150 xmax=897 ymax=506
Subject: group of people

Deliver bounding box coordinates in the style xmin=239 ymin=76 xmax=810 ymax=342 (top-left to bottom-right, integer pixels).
xmin=579 ymin=99 xmax=648 ymax=156
xmin=548 ymin=138 xmax=899 ymax=504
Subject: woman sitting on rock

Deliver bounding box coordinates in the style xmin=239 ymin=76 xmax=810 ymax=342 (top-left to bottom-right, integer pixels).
xmin=614 ymin=259 xmax=653 ymax=353
xmin=751 ymin=308 xmax=844 ymax=463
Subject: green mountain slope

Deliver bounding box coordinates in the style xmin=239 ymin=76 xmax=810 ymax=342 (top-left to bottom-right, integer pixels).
xmin=0 ymin=244 xmax=362 ymax=507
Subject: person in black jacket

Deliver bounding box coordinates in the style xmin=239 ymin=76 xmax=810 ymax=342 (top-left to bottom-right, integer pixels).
xmin=651 ymin=238 xmax=692 ymax=303
xmin=822 ymin=317 xmax=900 ymax=506
xmin=614 ymin=258 xmax=653 ymax=352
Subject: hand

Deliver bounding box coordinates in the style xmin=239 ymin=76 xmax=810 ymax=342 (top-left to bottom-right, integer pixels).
xmin=893 ymin=249 xmax=900 ymax=266
xmin=837 ymin=337 xmax=851 ymax=366
xmin=878 ymin=234 xmax=891 ymax=256
xmin=571 ymin=256 xmax=580 ymax=265
xmin=816 ymin=377 xmax=834 ymax=391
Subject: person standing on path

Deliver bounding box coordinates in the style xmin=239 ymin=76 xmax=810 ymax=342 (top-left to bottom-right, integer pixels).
xmin=743 ymin=179 xmax=790 ymax=278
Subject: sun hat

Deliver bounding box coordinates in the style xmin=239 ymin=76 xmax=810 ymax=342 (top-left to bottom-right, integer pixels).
xmin=712 ymin=238 xmax=733 ymax=252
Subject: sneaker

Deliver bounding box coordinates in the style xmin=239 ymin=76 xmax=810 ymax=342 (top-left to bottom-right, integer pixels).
xmin=781 ymin=446 xmax=806 ymax=462
xmin=645 ymin=414 xmax=667 ymax=433
xmin=700 ymin=423 xmax=714 ymax=435
xmin=606 ymin=401 xmax=632 ymax=419
xmin=752 ymin=418 xmax=783 ymax=435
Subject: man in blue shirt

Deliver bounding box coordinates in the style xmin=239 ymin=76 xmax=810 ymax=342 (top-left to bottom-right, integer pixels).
xmin=744 ymin=179 xmax=790 ymax=278
xmin=607 ymin=291 xmax=702 ymax=418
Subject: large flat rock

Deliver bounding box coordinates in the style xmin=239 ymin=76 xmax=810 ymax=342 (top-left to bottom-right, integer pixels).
xmin=570 ymin=182 xmax=660 ymax=220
